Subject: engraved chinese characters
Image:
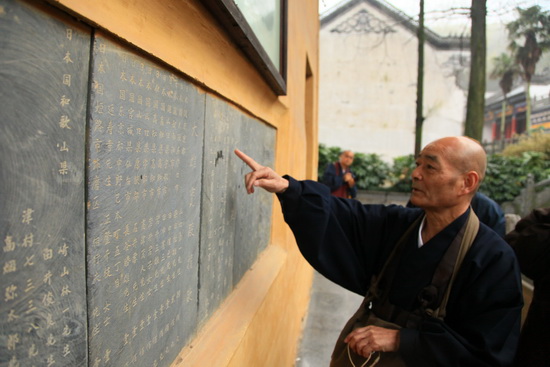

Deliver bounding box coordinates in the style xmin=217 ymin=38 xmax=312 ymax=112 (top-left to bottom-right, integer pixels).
xmin=86 ymin=34 xmax=203 ymax=367
xmin=199 ymin=96 xmax=275 ymax=324
xmin=0 ymin=1 xmax=90 ymax=366
xmin=1 ymin=1 xmax=276 ymax=366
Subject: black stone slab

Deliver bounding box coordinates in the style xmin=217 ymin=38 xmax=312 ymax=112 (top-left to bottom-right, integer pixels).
xmin=86 ymin=33 xmax=204 ymax=367
xmin=1 ymin=2 xmax=278 ymax=365
xmin=232 ymin=115 xmax=275 ymax=282
xmin=199 ymin=95 xmax=275 ymax=324
xmin=0 ymin=0 xmax=90 ymax=366
xmin=198 ymin=96 xmax=238 ymax=324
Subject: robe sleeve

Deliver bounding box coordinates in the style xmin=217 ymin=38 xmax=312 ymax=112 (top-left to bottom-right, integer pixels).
xmin=277 ymin=176 xmax=416 ymax=296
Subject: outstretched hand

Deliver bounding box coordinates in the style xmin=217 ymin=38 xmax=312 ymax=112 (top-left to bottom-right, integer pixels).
xmin=234 ymin=149 xmax=289 ymax=194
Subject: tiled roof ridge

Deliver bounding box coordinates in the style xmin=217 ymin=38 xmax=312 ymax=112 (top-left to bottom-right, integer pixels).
xmin=320 ymin=0 xmax=470 ymax=50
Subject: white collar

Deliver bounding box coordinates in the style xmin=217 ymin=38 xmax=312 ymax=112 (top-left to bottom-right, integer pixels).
xmin=417 ymin=215 xmax=426 ymax=248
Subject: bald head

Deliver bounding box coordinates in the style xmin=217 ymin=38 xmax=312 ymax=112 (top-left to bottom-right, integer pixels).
xmin=425 ymin=136 xmax=487 ymax=185
xmin=339 ymin=150 xmax=354 ymax=169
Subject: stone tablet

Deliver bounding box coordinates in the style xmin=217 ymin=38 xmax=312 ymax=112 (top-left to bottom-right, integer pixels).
xmin=199 ymin=96 xmax=238 ymax=324
xmin=0 ymin=1 xmax=90 ymax=366
xmin=1 ymin=2 xmax=277 ymax=366
xmin=86 ymin=33 xmax=204 ymax=367
xmin=199 ymin=95 xmax=275 ymax=324
xmin=232 ymin=114 xmax=275 ymax=282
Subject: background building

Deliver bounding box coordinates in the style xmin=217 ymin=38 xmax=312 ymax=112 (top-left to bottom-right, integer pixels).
xmin=483 ymin=84 xmax=550 ymax=150
xmin=319 ymin=0 xmax=470 ymax=163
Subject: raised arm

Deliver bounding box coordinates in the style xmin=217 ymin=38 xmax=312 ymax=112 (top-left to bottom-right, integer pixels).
xmin=234 ymin=149 xmax=289 ymax=194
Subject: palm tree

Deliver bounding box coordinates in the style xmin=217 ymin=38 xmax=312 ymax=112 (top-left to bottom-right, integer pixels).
xmin=489 ymin=53 xmax=519 ymax=146
xmin=506 ymin=6 xmax=550 ymax=135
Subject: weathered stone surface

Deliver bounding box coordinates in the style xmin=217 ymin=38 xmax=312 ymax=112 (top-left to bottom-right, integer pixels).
xmin=0 ymin=1 xmax=91 ymax=365
xmin=86 ymin=33 xmax=204 ymax=367
xmin=0 ymin=2 xmax=276 ymax=366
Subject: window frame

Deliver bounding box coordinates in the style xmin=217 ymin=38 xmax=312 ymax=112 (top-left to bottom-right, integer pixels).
xmin=203 ymin=0 xmax=288 ymax=95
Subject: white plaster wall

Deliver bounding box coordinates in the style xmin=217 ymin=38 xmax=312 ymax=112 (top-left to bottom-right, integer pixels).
xmin=319 ymin=1 xmax=468 ymax=162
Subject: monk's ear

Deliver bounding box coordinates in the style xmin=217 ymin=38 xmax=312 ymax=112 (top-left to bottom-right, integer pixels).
xmin=461 ymin=171 xmax=479 ymax=194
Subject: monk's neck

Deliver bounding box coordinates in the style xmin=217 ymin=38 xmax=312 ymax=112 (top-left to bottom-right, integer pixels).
xmin=422 ymin=206 xmax=468 ymax=243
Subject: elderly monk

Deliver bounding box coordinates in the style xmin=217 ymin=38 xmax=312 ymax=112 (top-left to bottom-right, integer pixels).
xmin=235 ymin=136 xmax=522 ymax=366
xmin=322 ymin=149 xmax=357 ymax=199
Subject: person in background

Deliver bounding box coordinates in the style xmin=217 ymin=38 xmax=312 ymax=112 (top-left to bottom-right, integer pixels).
xmin=322 ymin=150 xmax=357 ymax=199
xmin=505 ymin=207 xmax=550 ymax=367
xmin=235 ymin=136 xmax=523 ymax=366
xmin=470 ymin=191 xmax=506 ymax=237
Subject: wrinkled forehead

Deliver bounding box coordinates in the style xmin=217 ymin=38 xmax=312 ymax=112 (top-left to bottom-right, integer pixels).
xmin=418 ymin=153 xmax=439 ymax=164
xmin=420 ymin=140 xmax=467 ymax=171
xmin=418 ymin=141 xmax=457 ymax=165
xmin=418 ymin=142 xmax=444 ymax=160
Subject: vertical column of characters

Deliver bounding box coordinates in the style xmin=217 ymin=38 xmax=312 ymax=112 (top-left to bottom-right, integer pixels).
xmin=1 ymin=18 xmax=89 ymax=367
xmin=215 ymin=112 xmax=233 ymax=292
xmin=87 ymin=37 xmax=118 ymax=367
xmin=48 ymin=25 xmax=85 ymax=367
xmin=232 ymin=117 xmax=275 ymax=282
xmin=2 ymin=207 xmax=42 ymax=367
xmin=86 ymin=35 xmax=203 ymax=367
xmin=198 ymin=98 xmax=238 ymax=326
xmin=126 ymin=65 xmax=186 ymax=367
xmin=172 ymin=79 xmax=200 ymax=352
xmin=213 ymin=108 xmax=232 ymax=302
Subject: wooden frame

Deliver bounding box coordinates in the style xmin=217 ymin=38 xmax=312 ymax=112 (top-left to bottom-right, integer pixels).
xmin=203 ymin=0 xmax=288 ymax=95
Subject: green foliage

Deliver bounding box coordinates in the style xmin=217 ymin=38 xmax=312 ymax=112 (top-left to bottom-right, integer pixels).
xmin=318 ymin=141 xmax=550 ymax=203
xmin=352 ymin=153 xmax=390 ymax=190
xmin=480 ymin=155 xmax=525 ymax=203
xmin=317 ymin=144 xmax=390 ymax=190
xmin=480 ymin=151 xmax=550 ymax=204
xmin=389 ymin=155 xmax=416 ymax=192
xmin=489 ymin=53 xmax=521 ymax=97
xmin=507 ymin=6 xmax=550 ymax=57
xmin=317 ymin=143 xmax=341 ymax=176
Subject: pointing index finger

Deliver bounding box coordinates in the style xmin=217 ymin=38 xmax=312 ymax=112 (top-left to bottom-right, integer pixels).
xmin=234 ymin=149 xmax=262 ymax=171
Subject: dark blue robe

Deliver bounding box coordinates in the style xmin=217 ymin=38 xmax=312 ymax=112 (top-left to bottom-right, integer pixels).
xmin=278 ymin=177 xmax=523 ymax=367
xmin=471 ymin=192 xmax=506 ymax=237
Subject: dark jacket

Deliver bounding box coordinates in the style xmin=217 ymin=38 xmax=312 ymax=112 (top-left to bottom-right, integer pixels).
xmin=505 ymin=208 xmax=550 ymax=367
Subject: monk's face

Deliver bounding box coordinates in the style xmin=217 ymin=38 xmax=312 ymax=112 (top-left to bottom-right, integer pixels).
xmin=409 ymin=140 xmax=465 ymax=210
xmin=339 ymin=151 xmax=354 ymax=169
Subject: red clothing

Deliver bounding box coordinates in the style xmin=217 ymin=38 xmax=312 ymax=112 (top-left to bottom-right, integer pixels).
xmin=322 ymin=162 xmax=356 ymax=199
